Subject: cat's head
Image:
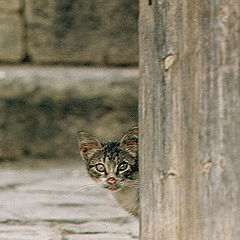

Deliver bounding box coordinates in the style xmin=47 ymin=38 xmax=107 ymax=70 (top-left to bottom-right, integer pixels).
xmin=77 ymin=127 xmax=138 ymax=191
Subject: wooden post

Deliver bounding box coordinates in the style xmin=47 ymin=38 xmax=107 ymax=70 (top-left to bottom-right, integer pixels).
xmin=139 ymin=0 xmax=240 ymax=239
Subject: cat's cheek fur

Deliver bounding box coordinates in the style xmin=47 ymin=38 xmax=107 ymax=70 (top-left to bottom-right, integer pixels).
xmin=112 ymin=185 xmax=139 ymax=217
xmin=88 ymin=169 xmax=104 ymax=181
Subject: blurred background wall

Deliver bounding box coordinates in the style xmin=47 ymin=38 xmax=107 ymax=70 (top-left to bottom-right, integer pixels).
xmin=0 ymin=0 xmax=138 ymax=161
xmin=0 ymin=0 xmax=138 ymax=65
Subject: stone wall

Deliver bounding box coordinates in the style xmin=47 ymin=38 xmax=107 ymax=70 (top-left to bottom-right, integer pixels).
xmin=0 ymin=66 xmax=138 ymax=160
xmin=0 ymin=0 xmax=23 ymax=62
xmin=0 ymin=0 xmax=138 ymax=65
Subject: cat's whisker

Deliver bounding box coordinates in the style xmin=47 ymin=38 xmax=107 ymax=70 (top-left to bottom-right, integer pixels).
xmin=84 ymin=185 xmax=99 ymax=195
xmin=66 ymin=183 xmax=96 ymax=197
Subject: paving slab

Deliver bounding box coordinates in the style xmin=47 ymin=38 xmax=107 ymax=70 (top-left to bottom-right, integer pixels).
xmin=0 ymin=160 xmax=138 ymax=239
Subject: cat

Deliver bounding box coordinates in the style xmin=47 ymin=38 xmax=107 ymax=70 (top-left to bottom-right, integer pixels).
xmin=77 ymin=126 xmax=139 ymax=217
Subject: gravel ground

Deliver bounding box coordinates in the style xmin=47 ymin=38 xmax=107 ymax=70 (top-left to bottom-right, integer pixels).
xmin=0 ymin=159 xmax=139 ymax=240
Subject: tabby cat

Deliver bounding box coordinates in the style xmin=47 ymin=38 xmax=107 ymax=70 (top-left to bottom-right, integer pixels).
xmin=77 ymin=126 xmax=139 ymax=217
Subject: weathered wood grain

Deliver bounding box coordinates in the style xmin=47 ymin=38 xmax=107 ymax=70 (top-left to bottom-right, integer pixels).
xmin=139 ymin=0 xmax=240 ymax=239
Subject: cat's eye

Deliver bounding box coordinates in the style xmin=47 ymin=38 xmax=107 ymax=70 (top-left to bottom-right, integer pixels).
xmin=95 ymin=163 xmax=105 ymax=172
xmin=118 ymin=162 xmax=128 ymax=171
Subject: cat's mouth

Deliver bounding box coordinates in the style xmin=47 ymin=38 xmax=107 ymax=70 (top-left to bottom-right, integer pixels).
xmin=104 ymin=183 xmax=120 ymax=191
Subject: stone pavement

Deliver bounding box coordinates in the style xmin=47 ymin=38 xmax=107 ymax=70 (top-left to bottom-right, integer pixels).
xmin=0 ymin=160 xmax=138 ymax=240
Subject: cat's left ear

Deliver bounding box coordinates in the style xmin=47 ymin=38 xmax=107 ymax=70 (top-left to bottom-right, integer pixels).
xmin=120 ymin=126 xmax=138 ymax=156
xmin=77 ymin=131 xmax=102 ymax=162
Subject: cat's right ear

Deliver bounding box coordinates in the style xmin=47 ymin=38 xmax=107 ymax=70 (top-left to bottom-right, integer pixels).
xmin=77 ymin=131 xmax=102 ymax=161
xmin=120 ymin=126 xmax=138 ymax=157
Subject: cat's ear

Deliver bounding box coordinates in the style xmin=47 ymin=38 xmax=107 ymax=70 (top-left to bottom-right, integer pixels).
xmin=120 ymin=126 xmax=138 ymax=156
xmin=77 ymin=131 xmax=102 ymax=161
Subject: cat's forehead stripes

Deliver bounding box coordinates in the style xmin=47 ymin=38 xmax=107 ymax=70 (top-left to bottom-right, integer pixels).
xmin=102 ymin=142 xmax=120 ymax=162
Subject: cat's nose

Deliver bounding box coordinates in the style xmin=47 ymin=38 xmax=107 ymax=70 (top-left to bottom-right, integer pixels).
xmin=107 ymin=177 xmax=117 ymax=185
